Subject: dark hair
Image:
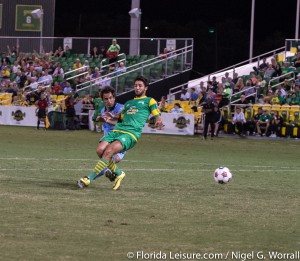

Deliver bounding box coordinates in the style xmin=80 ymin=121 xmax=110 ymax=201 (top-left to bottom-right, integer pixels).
xmin=135 ymin=76 xmax=149 ymax=87
xmin=174 ymin=103 xmax=181 ymax=108
xmin=101 ymin=86 xmax=116 ymax=99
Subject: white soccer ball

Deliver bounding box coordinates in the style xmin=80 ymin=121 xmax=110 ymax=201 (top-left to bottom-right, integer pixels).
xmin=213 ymin=166 xmax=232 ymax=184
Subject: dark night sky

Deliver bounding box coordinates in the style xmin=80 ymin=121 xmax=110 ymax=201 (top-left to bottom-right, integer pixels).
xmin=55 ymin=0 xmax=299 ymax=74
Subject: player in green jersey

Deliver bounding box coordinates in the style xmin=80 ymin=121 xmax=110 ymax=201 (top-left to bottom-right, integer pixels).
xmin=77 ymin=76 xmax=164 ymax=190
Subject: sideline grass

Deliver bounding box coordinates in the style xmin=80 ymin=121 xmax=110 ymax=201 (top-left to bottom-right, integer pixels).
xmin=0 ymin=126 xmax=299 ymax=261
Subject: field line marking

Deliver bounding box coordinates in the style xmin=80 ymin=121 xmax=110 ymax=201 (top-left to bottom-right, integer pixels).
xmin=0 ymin=168 xmax=299 ymax=172
xmin=0 ymin=157 xmax=297 ymax=169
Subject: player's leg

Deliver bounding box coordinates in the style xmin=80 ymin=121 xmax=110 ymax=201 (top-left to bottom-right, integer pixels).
xmin=106 ymin=134 xmax=136 ymax=190
xmin=77 ymin=140 xmax=111 ymax=188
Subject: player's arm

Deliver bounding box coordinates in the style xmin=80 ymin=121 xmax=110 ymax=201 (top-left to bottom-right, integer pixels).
xmin=149 ymin=98 xmax=164 ymax=129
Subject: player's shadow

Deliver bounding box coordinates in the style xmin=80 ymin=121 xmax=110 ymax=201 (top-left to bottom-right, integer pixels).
xmin=40 ymin=180 xmax=79 ymax=190
xmin=5 ymin=178 xmax=80 ymax=190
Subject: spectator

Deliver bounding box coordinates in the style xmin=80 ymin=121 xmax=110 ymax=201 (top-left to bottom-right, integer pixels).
xmin=100 ymin=74 xmax=112 ymax=88
xmin=256 ymin=109 xmax=272 ymax=136
xmin=264 ymin=64 xmax=275 ymax=78
xmin=19 ymin=69 xmax=27 ymax=88
xmin=275 ymin=84 xmax=286 ymax=98
xmin=234 ymin=78 xmax=244 ymax=93
xmin=270 ymin=57 xmax=282 ymax=77
xmin=258 ymin=57 xmax=268 ymax=71
xmin=52 ymin=81 xmax=63 ymax=95
xmin=19 ymin=95 xmax=29 ymax=106
xmin=232 ymin=72 xmax=239 ymax=85
xmin=52 ymin=63 xmax=65 ymax=79
xmin=232 ymin=106 xmax=246 ymax=136
xmin=63 ymin=82 xmax=73 ymax=95
xmin=239 ymin=94 xmax=250 ymax=108
xmin=249 ymin=107 xmax=263 ymax=135
xmin=7 ymin=45 xmax=19 ymax=58
xmin=180 ymin=89 xmax=190 ymax=101
xmin=250 ymin=72 xmax=258 ymax=86
xmin=170 ymin=103 xmax=184 ymax=113
xmin=99 ymin=46 xmax=107 ymax=60
xmin=160 ymin=48 xmax=169 ymax=59
xmin=84 ymin=68 xmax=93 ymax=82
xmin=106 ymin=39 xmax=120 ymax=64
xmin=269 ymin=110 xmax=283 ymax=138
xmin=90 ymin=46 xmax=99 ymax=58
xmin=271 ymin=91 xmax=284 ymax=105
xmin=189 ymin=87 xmax=199 ymax=102
xmin=53 ymin=46 xmax=65 ymax=58
xmin=243 ymin=80 xmax=256 ymax=103
xmin=222 ymin=82 xmax=232 ymax=105
xmin=114 ymin=61 xmax=126 ymax=74
xmin=1 ymin=52 xmax=11 ymax=65
xmin=39 ymin=69 xmax=53 ymax=86
xmin=92 ymin=67 xmax=102 ymax=84
xmin=256 ymin=75 xmax=267 ymax=96
xmin=80 ymin=94 xmax=94 ymax=124
xmin=12 ymin=60 xmax=21 ymax=73
xmin=224 ymin=72 xmax=231 ymax=82
xmin=73 ymin=58 xmax=82 ymax=71
xmin=211 ymin=76 xmax=219 ymax=91
xmin=290 ymin=92 xmax=300 ymax=105
xmin=292 ymin=51 xmax=300 ymax=67
xmin=158 ymin=96 xmax=168 ymax=112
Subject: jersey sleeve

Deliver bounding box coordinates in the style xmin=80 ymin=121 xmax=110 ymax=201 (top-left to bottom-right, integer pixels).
xmin=149 ymin=98 xmax=161 ymax=117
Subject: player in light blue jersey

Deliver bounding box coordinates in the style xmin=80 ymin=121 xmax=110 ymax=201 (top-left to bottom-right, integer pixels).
xmin=97 ymin=86 xmax=125 ymax=166
xmin=78 ymin=86 xmax=124 ymax=187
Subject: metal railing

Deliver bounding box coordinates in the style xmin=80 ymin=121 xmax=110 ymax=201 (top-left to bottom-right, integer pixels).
xmin=187 ymin=46 xmax=287 ymax=89
xmin=75 ymin=45 xmax=193 ymax=95
xmin=230 ymin=86 xmax=257 ymax=104
xmin=268 ymin=71 xmax=295 ymax=91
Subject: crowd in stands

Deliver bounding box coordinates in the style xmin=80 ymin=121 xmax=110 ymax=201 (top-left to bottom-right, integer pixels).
xmin=161 ymin=53 xmax=300 ymax=138
xmin=1 ymin=42 xmax=300 ymax=137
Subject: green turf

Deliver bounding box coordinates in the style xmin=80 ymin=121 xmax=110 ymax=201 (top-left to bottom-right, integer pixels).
xmin=0 ymin=126 xmax=299 ymax=261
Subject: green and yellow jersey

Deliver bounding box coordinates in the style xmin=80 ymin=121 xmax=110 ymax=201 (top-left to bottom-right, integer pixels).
xmin=93 ymin=97 xmax=104 ymax=120
xmin=113 ymin=96 xmax=160 ymax=141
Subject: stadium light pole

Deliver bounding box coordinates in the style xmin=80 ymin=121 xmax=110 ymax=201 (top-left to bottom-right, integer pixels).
xmin=296 ymin=0 xmax=300 ymax=39
xmin=249 ymin=0 xmax=255 ymax=63
xmin=129 ymin=0 xmax=141 ymax=55
xmin=31 ymin=9 xmax=44 ymax=54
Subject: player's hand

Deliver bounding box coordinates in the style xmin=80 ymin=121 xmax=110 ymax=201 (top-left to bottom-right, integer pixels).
xmin=155 ymin=120 xmax=164 ymax=130
xmin=104 ymin=111 xmax=114 ymax=118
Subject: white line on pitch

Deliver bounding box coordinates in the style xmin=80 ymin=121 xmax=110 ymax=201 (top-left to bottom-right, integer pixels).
xmin=0 ymin=157 xmax=296 ymax=169
xmin=0 ymin=168 xmax=299 ymax=172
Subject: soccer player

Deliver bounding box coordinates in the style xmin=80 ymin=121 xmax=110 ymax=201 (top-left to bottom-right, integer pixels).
xmin=77 ymin=76 xmax=163 ymax=190
xmin=87 ymin=86 xmax=125 ymax=184
xmin=35 ymin=92 xmax=48 ymax=130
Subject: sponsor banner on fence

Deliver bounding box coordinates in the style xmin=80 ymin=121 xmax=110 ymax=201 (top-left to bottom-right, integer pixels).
xmin=143 ymin=113 xmax=194 ymax=135
xmin=89 ymin=111 xmax=194 ymax=135
xmin=1 ymin=107 xmax=194 ymax=135
xmin=0 ymin=106 xmax=37 ymax=126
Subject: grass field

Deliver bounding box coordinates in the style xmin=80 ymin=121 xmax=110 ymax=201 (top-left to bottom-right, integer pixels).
xmin=0 ymin=126 xmax=299 ymax=261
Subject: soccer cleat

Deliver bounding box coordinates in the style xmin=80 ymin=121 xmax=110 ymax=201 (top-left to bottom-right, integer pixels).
xmin=77 ymin=176 xmax=90 ymax=188
xmin=104 ymin=168 xmax=116 ymax=182
xmin=112 ymin=171 xmax=126 ymax=190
